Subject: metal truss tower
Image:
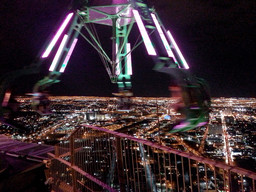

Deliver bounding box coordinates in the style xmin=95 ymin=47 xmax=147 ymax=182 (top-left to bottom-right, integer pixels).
xmin=36 ymin=0 xmax=190 ymax=93
xmin=0 ymin=0 xmax=210 ymax=132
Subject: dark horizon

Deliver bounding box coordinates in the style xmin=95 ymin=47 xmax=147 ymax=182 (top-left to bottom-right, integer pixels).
xmin=1 ymin=0 xmax=255 ymax=98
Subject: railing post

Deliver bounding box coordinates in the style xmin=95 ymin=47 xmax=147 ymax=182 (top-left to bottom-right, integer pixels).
xmin=175 ymin=154 xmax=180 ymax=192
xmin=204 ymin=164 xmax=209 ymax=192
xmin=116 ymin=137 xmax=126 ymax=192
xmin=188 ymin=159 xmax=193 ymax=192
xmin=70 ymin=134 xmax=77 ymax=192
xmin=55 ymin=145 xmax=59 ymax=158
xmin=241 ymin=174 xmax=244 ymax=192
xmin=196 ymin=162 xmax=200 ymax=192
xmin=214 ymin=167 xmax=217 ymax=191
xmin=228 ymin=170 xmax=232 ymax=192
xmin=181 ymin=157 xmax=185 ymax=191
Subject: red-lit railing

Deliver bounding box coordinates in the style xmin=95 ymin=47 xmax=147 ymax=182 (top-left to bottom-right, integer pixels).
xmin=48 ymin=125 xmax=256 ymax=191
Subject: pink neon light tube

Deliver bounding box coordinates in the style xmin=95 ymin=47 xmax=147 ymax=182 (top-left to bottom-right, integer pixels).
xmin=151 ymin=13 xmax=175 ymax=59
xmin=49 ymin=34 xmax=68 ymax=71
xmin=59 ymin=38 xmax=78 ymax=73
xmin=41 ymin=13 xmax=74 ymax=58
xmin=167 ymin=30 xmax=189 ymax=69
xmin=132 ymin=10 xmax=157 ymax=56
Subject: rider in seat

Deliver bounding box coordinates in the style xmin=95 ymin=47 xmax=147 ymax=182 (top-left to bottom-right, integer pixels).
xmin=159 ymin=68 xmax=210 ymax=133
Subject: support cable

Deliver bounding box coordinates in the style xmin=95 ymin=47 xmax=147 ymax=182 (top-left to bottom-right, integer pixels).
xmin=89 ymin=23 xmax=113 ymax=79
xmin=82 ymin=24 xmax=112 ymax=63
xmin=115 ymin=29 xmax=155 ymax=76
xmin=75 ymin=29 xmax=113 ymax=79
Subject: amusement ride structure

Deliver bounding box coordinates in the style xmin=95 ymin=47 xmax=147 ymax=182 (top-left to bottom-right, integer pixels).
xmin=1 ymin=1 xmax=256 ymax=191
xmin=0 ymin=0 xmax=210 ymax=132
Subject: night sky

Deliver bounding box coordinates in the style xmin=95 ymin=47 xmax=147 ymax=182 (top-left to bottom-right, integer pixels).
xmin=0 ymin=0 xmax=255 ymax=97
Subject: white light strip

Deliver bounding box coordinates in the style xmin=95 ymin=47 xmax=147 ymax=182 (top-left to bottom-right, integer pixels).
xmin=49 ymin=34 xmax=68 ymax=72
xmin=41 ymin=13 xmax=74 ymax=58
xmin=132 ymin=9 xmax=157 ymax=56
xmin=115 ymin=43 xmax=120 ymax=75
xmin=126 ymin=43 xmax=132 ymax=75
xmin=167 ymin=30 xmax=189 ymax=69
xmin=59 ymin=38 xmax=78 ymax=73
xmin=151 ymin=13 xmax=175 ymax=58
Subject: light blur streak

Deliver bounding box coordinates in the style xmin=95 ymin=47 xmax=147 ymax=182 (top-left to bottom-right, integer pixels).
xmin=2 ymin=92 xmax=11 ymax=107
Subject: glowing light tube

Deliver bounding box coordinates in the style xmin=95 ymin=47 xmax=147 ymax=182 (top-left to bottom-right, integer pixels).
xmin=126 ymin=43 xmax=132 ymax=75
xmin=115 ymin=43 xmax=120 ymax=75
xmin=59 ymin=38 xmax=78 ymax=73
xmin=151 ymin=13 xmax=175 ymax=58
xmin=41 ymin=13 xmax=74 ymax=58
xmin=132 ymin=10 xmax=157 ymax=56
xmin=49 ymin=34 xmax=68 ymax=71
xmin=167 ymin=30 xmax=189 ymax=69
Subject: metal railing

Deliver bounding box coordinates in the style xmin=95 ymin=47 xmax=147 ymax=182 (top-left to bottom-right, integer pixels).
xmin=48 ymin=124 xmax=256 ymax=191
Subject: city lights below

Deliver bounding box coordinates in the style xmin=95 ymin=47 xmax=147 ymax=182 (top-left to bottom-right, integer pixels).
xmin=1 ymin=96 xmax=256 ymax=176
xmin=1 ymin=96 xmax=255 ymax=192
xmin=221 ymin=112 xmax=232 ymax=165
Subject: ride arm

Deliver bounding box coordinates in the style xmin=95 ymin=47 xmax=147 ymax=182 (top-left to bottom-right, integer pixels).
xmin=131 ymin=0 xmax=210 ymax=132
xmin=34 ymin=12 xmax=82 ymax=92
